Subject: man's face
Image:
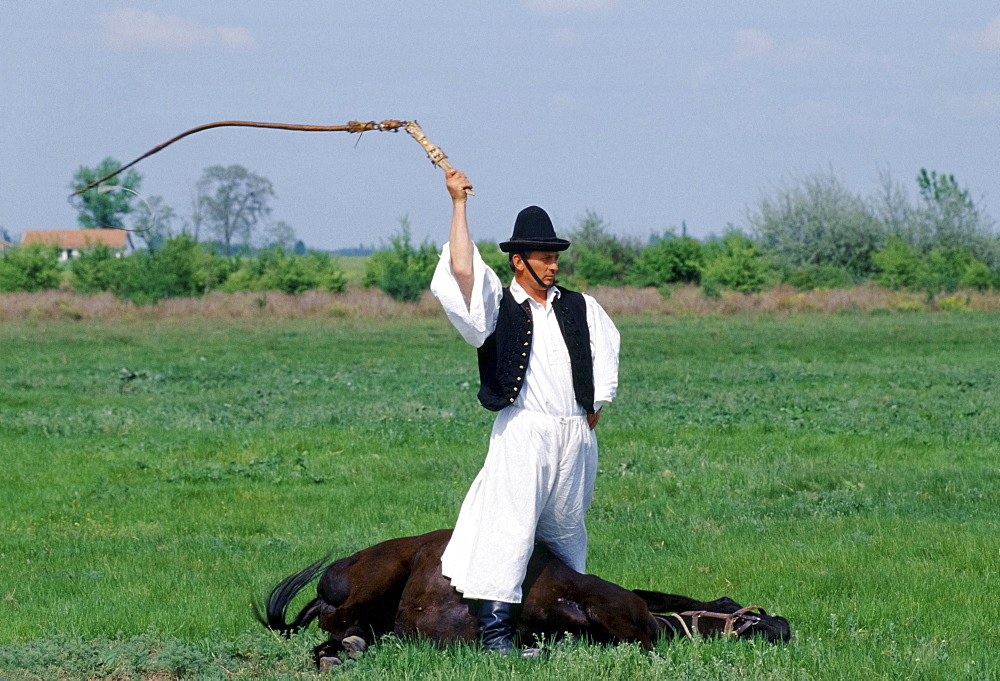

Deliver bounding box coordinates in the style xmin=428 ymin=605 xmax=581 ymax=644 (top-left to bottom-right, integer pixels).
xmin=514 ymin=250 xmax=560 ymax=290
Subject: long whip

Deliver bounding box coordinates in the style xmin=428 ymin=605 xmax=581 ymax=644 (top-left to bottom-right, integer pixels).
xmin=69 ymin=118 xmax=472 ymax=197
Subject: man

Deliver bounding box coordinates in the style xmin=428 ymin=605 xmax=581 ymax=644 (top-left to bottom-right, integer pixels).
xmin=430 ymin=168 xmax=621 ymax=654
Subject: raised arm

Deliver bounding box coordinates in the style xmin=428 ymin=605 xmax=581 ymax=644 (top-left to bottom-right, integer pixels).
xmin=445 ymin=168 xmax=475 ymax=306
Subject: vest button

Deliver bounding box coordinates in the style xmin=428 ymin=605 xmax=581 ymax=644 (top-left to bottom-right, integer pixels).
xmin=521 ymin=352 xmax=527 ymax=357
xmin=519 ymin=365 xmax=524 ymax=369
xmin=509 ymin=397 xmax=515 ymax=403
xmin=526 ymin=330 xmax=531 ymax=335
xmin=513 ymin=386 xmax=518 ymax=391
xmin=516 ymin=376 xmax=522 ymax=381
xmin=523 ymin=342 xmax=529 ymax=346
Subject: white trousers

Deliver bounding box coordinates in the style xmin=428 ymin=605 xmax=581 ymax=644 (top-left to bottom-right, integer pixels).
xmin=440 ymin=406 xmax=598 ymax=603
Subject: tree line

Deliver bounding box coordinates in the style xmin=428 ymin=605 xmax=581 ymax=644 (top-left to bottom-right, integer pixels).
xmin=1 ymin=163 xmax=998 ymax=304
xmin=69 ymin=158 xmax=297 ymax=253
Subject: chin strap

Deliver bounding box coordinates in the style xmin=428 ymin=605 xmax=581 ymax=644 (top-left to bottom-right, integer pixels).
xmin=519 ymin=256 xmax=556 ymax=290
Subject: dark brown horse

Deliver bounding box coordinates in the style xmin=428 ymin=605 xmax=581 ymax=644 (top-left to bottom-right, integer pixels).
xmin=256 ymin=529 xmax=790 ymax=666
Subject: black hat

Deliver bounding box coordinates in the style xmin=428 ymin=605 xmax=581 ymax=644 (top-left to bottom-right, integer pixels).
xmin=498 ymin=206 xmax=571 ymax=253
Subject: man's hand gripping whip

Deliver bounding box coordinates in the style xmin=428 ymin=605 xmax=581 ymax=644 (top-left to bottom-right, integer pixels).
xmin=70 ymin=118 xmax=473 ymax=199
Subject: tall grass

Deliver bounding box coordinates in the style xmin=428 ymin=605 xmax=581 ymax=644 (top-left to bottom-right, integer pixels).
xmin=1 ymin=313 xmax=997 ymax=679
xmin=4 ymin=284 xmax=1000 ymax=322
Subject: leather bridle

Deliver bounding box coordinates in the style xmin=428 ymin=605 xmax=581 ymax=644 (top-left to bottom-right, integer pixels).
xmin=657 ymin=605 xmax=768 ymax=640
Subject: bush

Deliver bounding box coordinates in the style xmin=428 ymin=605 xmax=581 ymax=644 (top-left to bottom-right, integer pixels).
xmin=925 ymin=247 xmax=976 ymax=294
xmin=0 ymin=243 xmax=62 ymax=292
xmin=937 ymin=294 xmax=969 ymax=312
xmin=782 ymin=264 xmax=855 ymax=290
xmin=562 ymin=211 xmax=638 ymax=287
xmin=69 ymin=244 xmax=122 ymax=293
xmin=871 ymin=238 xmax=996 ymax=293
xmin=871 ymin=236 xmax=926 ymax=290
xmin=220 ymin=248 xmax=346 ymax=294
xmin=362 ymin=221 xmax=438 ymax=302
xmin=477 ymin=241 xmax=510 ymax=282
xmin=700 ymin=232 xmax=770 ymax=294
xmin=573 ymin=249 xmax=618 ymax=286
xmin=628 ymin=234 xmax=705 ymax=287
xmin=959 ymin=260 xmax=996 ymax=291
xmin=110 ymin=234 xmax=228 ymax=305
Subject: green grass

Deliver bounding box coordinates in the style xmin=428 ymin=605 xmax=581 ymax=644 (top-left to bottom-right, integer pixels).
xmin=1 ymin=313 xmax=997 ymax=680
xmin=336 ymin=255 xmax=369 ymax=289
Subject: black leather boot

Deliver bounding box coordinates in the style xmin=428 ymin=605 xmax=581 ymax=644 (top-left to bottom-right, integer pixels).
xmin=477 ymin=600 xmax=515 ymax=654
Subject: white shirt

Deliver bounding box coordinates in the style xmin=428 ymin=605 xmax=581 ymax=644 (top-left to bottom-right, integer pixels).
xmin=430 ymin=242 xmax=620 ymax=418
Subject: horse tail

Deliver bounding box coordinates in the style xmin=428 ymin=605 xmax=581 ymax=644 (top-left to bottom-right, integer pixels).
xmin=254 ymin=554 xmax=332 ymax=636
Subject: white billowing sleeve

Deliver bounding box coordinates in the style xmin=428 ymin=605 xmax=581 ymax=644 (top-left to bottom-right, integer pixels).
xmin=430 ymin=242 xmax=504 ymax=348
xmin=584 ymin=294 xmax=620 ymax=409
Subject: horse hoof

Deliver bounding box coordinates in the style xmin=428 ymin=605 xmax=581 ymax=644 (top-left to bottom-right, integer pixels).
xmin=342 ymin=635 xmax=367 ymax=660
xmin=520 ymin=647 xmax=543 ymax=659
xmin=649 ymin=652 xmax=667 ymax=664
xmin=318 ymin=656 xmax=343 ymax=672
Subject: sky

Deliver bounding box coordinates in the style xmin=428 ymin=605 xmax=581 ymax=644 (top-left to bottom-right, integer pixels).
xmin=2 ymin=1 xmax=999 ymax=251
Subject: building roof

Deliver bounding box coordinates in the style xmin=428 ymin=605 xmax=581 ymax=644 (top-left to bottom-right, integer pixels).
xmin=21 ymin=229 xmax=128 ymax=250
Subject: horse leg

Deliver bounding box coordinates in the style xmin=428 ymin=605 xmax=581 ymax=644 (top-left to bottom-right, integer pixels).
xmin=313 ymin=639 xmax=344 ymax=671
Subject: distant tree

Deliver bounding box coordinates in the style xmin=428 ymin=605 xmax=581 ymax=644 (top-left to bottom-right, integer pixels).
xmin=195 ymin=165 xmax=275 ymax=254
xmin=562 ymin=210 xmax=638 ymax=287
xmin=749 ymin=169 xmax=885 ymax=276
xmin=293 ymin=239 xmax=307 ymax=255
xmin=869 ymin=168 xmax=918 ymax=241
xmin=259 ymin=220 xmax=296 ymax=250
xmin=187 ymin=184 xmax=207 ymax=241
xmin=70 ymin=158 xmax=142 ymax=230
xmin=132 ymin=195 xmax=176 ymax=251
xmin=915 ymin=169 xmax=996 ymax=263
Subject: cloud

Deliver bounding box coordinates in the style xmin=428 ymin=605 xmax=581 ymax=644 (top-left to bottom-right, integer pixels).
xmin=733 ymin=28 xmax=774 ymax=61
xmin=950 ymin=15 xmax=1000 ymax=53
xmin=527 ymin=0 xmax=617 ymax=15
xmin=98 ymin=8 xmax=257 ymax=51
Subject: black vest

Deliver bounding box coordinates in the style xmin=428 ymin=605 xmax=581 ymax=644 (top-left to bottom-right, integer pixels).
xmin=476 ymin=286 xmax=595 ymax=413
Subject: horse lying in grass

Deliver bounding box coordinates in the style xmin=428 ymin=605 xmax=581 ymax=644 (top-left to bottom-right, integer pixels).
xmin=256 ymin=529 xmax=790 ymax=667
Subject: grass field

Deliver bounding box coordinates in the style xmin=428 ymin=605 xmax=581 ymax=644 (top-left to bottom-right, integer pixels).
xmin=1 ymin=311 xmax=997 ymax=680
xmin=335 ymin=255 xmax=369 ymax=289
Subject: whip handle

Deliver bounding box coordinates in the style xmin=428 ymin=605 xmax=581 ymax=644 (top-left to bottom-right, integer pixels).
xmin=405 ymin=122 xmax=474 ymax=196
